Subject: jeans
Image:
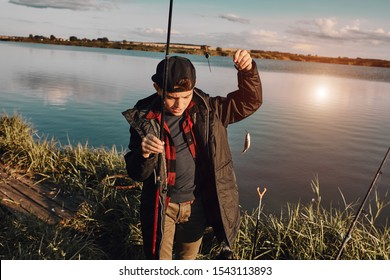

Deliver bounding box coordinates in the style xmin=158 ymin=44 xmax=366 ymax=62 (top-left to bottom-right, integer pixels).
xmin=159 ymin=199 xmax=206 ymax=260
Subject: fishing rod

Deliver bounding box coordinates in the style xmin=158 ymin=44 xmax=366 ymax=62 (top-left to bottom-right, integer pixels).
xmin=335 ymin=146 xmax=390 ymax=260
xmin=152 ymin=0 xmax=173 ymax=258
xmin=159 ymin=0 xmax=173 ymax=142
xmin=156 ymin=0 xmax=173 ymax=184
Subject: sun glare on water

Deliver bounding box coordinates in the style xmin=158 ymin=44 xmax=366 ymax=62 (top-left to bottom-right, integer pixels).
xmin=311 ymin=82 xmax=333 ymax=108
xmin=315 ymin=85 xmax=329 ymax=102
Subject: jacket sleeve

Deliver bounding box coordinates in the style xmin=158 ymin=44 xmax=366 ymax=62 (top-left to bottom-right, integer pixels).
xmin=212 ymin=60 xmax=262 ymax=127
xmin=124 ymin=126 xmax=158 ymax=182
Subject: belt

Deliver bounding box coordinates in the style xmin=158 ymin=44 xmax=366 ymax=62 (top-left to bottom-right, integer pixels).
xmin=178 ymin=200 xmax=194 ymax=205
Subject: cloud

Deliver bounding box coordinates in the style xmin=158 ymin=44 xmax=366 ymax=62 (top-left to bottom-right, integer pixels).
xmin=9 ymin=0 xmax=115 ymax=11
xmin=219 ymin=14 xmax=250 ymax=24
xmin=314 ymin=18 xmax=339 ymax=37
xmin=248 ymin=29 xmax=280 ymax=44
xmin=292 ymin=43 xmax=316 ymax=53
xmin=289 ymin=17 xmax=390 ymax=45
xmin=139 ymin=28 xmax=166 ymax=35
xmin=134 ymin=27 xmax=181 ymax=38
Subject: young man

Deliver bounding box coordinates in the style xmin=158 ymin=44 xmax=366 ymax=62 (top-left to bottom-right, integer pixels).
xmin=122 ymin=49 xmax=262 ymax=259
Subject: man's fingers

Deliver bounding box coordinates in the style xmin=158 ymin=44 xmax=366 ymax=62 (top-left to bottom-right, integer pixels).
xmin=233 ymin=49 xmax=252 ymax=71
xmin=233 ymin=49 xmax=245 ymax=64
xmin=240 ymin=56 xmax=252 ymax=70
xmin=142 ymin=134 xmax=164 ymax=155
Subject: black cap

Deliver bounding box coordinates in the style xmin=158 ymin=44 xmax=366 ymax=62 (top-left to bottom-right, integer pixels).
xmin=152 ymin=56 xmax=196 ymax=92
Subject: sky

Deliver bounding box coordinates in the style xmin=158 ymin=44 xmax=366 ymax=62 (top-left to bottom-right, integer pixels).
xmin=1 ymin=0 xmax=390 ymax=60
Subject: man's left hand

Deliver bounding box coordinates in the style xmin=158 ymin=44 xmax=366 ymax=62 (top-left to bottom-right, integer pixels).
xmin=233 ymin=49 xmax=253 ymax=71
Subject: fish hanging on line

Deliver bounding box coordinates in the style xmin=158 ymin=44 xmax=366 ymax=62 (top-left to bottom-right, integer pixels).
xmin=242 ymin=129 xmax=250 ymax=154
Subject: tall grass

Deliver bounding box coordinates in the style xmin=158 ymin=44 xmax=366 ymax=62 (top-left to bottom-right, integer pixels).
xmin=1 ymin=113 xmax=389 ymax=259
xmin=227 ymin=176 xmax=389 ymax=260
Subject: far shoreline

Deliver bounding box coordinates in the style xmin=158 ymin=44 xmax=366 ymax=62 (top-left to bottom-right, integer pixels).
xmin=1 ymin=34 xmax=390 ymax=68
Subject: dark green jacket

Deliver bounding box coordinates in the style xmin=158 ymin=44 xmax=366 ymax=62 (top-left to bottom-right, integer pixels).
xmin=122 ymin=61 xmax=262 ymax=259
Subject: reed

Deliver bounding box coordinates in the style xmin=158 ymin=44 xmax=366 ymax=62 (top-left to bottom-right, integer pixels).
xmin=1 ymin=113 xmax=389 ymax=259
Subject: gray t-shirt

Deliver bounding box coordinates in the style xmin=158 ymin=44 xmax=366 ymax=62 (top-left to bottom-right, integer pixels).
xmin=165 ymin=113 xmax=196 ymax=203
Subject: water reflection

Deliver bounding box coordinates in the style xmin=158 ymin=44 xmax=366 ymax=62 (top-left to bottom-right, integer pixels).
xmin=15 ymin=72 xmax=74 ymax=106
xmin=313 ymin=84 xmax=330 ymax=104
xmin=15 ymin=71 xmax=118 ymax=106
xmin=44 ymin=88 xmax=71 ymax=107
xmin=303 ymin=77 xmax=334 ymax=109
xmin=5 ymin=42 xmax=155 ymax=107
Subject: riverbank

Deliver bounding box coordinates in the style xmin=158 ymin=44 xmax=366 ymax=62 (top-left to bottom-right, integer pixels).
xmin=1 ymin=113 xmax=389 ymax=259
xmin=2 ymin=34 xmax=390 ymax=68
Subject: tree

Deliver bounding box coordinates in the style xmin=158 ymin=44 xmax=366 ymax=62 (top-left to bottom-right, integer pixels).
xmin=97 ymin=37 xmax=109 ymax=43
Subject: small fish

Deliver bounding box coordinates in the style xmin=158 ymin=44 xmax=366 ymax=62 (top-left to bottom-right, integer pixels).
xmin=242 ymin=129 xmax=250 ymax=154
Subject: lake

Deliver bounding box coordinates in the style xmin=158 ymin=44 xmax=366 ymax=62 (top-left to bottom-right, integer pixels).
xmin=1 ymin=41 xmax=390 ymax=223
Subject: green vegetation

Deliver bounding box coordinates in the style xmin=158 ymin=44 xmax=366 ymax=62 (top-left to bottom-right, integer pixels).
xmin=0 ymin=113 xmax=389 ymax=259
xmin=2 ymin=34 xmax=390 ymax=68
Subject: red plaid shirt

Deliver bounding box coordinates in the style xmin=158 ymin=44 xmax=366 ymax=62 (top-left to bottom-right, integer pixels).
xmin=146 ymin=101 xmax=197 ymax=189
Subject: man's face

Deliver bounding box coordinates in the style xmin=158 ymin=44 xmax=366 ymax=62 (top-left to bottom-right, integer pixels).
xmin=155 ymin=84 xmax=193 ymax=116
xmin=164 ymin=90 xmax=193 ymax=116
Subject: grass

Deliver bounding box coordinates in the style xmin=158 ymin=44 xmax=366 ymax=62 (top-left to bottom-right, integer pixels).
xmin=1 ymin=113 xmax=389 ymax=260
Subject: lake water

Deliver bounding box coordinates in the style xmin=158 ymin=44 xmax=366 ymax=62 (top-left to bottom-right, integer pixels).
xmin=1 ymin=41 xmax=390 ymax=223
